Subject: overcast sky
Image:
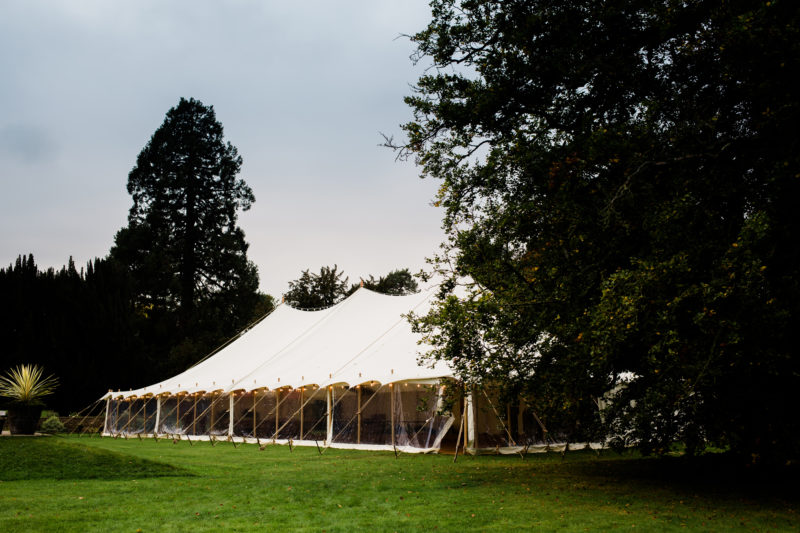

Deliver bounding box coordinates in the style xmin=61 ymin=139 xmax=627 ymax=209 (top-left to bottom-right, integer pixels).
xmin=0 ymin=0 xmax=443 ymax=297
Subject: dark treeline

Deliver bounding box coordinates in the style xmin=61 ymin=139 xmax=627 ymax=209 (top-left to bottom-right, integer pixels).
xmin=0 ymin=254 xmax=143 ymax=412
xmin=0 ymin=253 xmax=273 ymax=413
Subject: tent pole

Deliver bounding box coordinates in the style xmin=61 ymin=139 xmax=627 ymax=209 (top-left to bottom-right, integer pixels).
xmin=300 ymin=388 xmax=304 ymax=439
xmin=228 ymin=394 xmax=234 ymax=437
xmin=154 ymin=396 xmax=162 ymax=436
xmin=113 ymin=398 xmax=120 ymax=435
xmin=117 ymin=399 xmax=148 ymax=436
xmin=464 ymin=392 xmax=469 ymax=451
xmin=210 ymin=395 xmax=215 ymax=434
xmin=102 ymin=396 xmax=111 ymax=435
xmin=192 ymin=395 xmax=197 ymax=436
xmin=176 ymin=396 xmax=180 ymax=432
xmin=326 ymin=386 xmax=333 ymax=445
xmin=357 ymin=386 xmax=362 ymax=445
xmin=274 ymin=389 xmax=280 ymax=443
xmin=453 ymin=397 xmax=465 ymax=463
xmin=253 ymin=390 xmax=257 ymax=438
xmin=390 ymin=383 xmax=396 ymax=450
xmin=465 ymin=388 xmax=476 ymax=453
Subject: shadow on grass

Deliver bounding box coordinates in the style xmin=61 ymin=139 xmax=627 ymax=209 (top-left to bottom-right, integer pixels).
xmin=567 ymin=450 xmax=800 ymax=499
xmin=0 ymin=437 xmax=191 ymax=481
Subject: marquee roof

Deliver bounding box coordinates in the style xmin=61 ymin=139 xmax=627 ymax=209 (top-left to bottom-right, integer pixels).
xmin=109 ymin=287 xmax=452 ymax=399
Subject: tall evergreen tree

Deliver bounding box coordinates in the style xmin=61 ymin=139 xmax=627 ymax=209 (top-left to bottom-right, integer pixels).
xmin=111 ymin=97 xmax=262 ymax=370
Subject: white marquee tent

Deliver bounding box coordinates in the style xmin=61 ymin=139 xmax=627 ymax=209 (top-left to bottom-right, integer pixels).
xmin=102 ymin=287 xmax=555 ymax=453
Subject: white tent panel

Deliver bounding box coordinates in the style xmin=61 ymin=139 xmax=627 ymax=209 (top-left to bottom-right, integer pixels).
xmin=109 ymin=287 xmax=451 ymax=399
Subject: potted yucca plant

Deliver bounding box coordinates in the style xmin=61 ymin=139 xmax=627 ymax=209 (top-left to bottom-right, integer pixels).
xmin=0 ymin=364 xmax=59 ymax=434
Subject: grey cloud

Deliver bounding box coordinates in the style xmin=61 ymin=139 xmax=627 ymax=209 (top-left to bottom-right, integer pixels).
xmin=0 ymin=124 xmax=56 ymax=164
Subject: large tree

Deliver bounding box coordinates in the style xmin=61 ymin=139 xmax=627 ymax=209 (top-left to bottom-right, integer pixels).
xmin=284 ymin=266 xmax=419 ymax=308
xmin=400 ymin=1 xmax=800 ymax=460
xmin=284 ymin=265 xmax=350 ymax=309
xmin=112 ymin=97 xmax=263 ymax=369
xmin=357 ymin=268 xmax=419 ymax=296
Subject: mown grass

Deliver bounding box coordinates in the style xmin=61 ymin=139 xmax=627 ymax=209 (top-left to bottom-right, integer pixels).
xmin=0 ymin=435 xmax=796 ymax=532
xmin=0 ymin=437 xmax=187 ymax=481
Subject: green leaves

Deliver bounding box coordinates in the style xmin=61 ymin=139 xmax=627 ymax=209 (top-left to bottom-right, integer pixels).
xmin=0 ymin=364 xmax=58 ymax=404
xmin=283 ymin=265 xmax=349 ymax=309
xmin=110 ymin=97 xmax=265 ymax=376
xmin=403 ymin=0 xmax=800 ymax=460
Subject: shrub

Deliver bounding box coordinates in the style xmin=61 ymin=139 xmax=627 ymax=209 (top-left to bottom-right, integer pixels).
xmin=40 ymin=415 xmax=65 ymax=434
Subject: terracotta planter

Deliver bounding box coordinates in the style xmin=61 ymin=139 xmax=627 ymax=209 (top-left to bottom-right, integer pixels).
xmin=7 ymin=404 xmax=43 ymax=434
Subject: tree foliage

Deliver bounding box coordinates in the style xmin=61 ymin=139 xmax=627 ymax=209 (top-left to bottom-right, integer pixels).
xmin=284 ymin=266 xmax=419 ymax=308
xmin=0 ymin=255 xmax=145 ymax=412
xmin=284 ymin=265 xmax=350 ymax=309
xmin=360 ymin=268 xmax=419 ymax=296
xmin=111 ymin=97 xmax=266 ymax=373
xmin=111 ymin=97 xmax=258 ymax=330
xmin=401 ymin=0 xmax=800 ymax=459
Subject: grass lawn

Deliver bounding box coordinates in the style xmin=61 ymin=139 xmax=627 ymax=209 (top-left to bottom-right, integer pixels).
xmin=0 ymin=436 xmax=797 ymax=532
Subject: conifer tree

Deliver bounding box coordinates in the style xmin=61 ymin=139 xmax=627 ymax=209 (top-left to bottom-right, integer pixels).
xmin=111 ymin=97 xmax=263 ymax=370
